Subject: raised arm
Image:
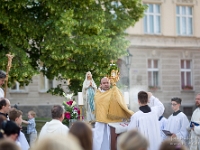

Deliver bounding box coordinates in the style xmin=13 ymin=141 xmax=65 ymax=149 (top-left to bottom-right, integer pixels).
xmin=150 ymin=95 xmax=165 ymax=118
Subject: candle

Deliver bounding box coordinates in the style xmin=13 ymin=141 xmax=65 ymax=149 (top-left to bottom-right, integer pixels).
xmin=78 ymin=92 xmax=84 ymax=105
xmin=124 ymin=92 xmax=129 ymax=105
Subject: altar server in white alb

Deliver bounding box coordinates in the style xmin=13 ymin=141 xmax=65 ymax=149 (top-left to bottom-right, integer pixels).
xmin=158 ymin=114 xmax=167 ymax=140
xmin=128 ymin=91 xmax=164 ymax=150
xmin=189 ymin=93 xmax=200 ymax=150
xmin=0 ymin=70 xmax=6 ymax=98
xmin=164 ymin=97 xmax=189 ymax=144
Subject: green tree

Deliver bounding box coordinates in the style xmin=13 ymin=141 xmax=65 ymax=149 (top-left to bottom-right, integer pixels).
xmin=0 ymin=0 xmax=145 ymax=95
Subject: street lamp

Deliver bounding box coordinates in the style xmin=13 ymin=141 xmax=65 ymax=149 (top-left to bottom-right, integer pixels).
xmin=125 ymin=49 xmax=132 ymax=90
xmin=125 ymin=49 xmax=133 ymax=69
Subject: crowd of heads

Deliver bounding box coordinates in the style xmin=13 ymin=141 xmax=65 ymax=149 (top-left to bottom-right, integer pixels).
xmin=118 ymin=129 xmax=187 ymax=150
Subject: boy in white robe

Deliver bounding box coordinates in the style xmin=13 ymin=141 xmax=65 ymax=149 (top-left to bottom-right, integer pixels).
xmin=128 ymin=91 xmax=164 ymax=150
xmin=159 ymin=115 xmax=167 ymax=140
xmin=189 ymin=93 xmax=200 ymax=150
xmin=164 ymin=97 xmax=189 ymax=145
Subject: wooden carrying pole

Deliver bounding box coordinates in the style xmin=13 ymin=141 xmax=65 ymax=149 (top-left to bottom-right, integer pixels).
xmin=4 ymin=53 xmax=14 ymax=98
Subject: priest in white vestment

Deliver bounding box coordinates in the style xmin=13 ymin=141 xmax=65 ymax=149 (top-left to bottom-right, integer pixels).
xmin=164 ymin=97 xmax=189 ymax=145
xmin=93 ymin=77 xmax=133 ymax=150
xmin=189 ymin=93 xmax=200 ymax=150
xmin=0 ymin=70 xmax=6 ymax=98
xmin=128 ymin=91 xmax=164 ymax=150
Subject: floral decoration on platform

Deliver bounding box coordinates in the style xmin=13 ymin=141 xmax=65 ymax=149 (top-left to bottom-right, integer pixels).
xmin=62 ymin=92 xmax=80 ymax=126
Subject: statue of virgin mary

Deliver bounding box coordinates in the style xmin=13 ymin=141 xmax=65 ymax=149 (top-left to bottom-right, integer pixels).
xmin=82 ymin=71 xmax=97 ymax=122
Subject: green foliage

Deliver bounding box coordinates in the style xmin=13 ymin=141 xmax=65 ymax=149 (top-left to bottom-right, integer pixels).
xmin=0 ymin=0 xmax=145 ymax=95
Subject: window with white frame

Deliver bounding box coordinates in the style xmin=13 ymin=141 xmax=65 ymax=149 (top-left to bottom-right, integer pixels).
xmin=39 ymin=73 xmax=54 ymax=92
xmin=148 ymin=59 xmax=159 ymax=88
xmin=176 ymin=6 xmax=193 ymax=36
xmin=10 ymin=81 xmax=26 ymax=92
xmin=144 ymin=4 xmax=161 ymax=34
xmin=181 ymin=60 xmax=193 ymax=90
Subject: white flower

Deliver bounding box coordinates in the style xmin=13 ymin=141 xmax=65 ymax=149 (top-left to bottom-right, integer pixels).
xmin=63 ymin=92 xmax=74 ymax=100
xmin=68 ymin=93 xmax=74 ymax=99
xmin=71 ymin=101 xmax=76 ymax=107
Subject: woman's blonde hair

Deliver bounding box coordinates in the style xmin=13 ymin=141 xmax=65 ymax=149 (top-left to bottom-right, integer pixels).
xmin=69 ymin=121 xmax=93 ymax=150
xmin=159 ymin=139 xmax=187 ymax=150
xmin=117 ymin=130 xmax=149 ymax=150
xmin=31 ymin=134 xmax=83 ymax=150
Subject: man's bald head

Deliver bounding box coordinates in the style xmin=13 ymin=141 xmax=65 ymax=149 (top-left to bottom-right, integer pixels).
xmin=100 ymin=77 xmax=110 ymax=91
xmin=0 ymin=98 xmax=11 ymax=114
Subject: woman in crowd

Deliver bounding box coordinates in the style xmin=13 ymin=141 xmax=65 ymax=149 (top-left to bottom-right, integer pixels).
xmin=31 ymin=134 xmax=82 ymax=150
xmin=69 ymin=121 xmax=93 ymax=150
xmin=0 ymin=139 xmax=21 ymax=150
xmin=159 ymin=139 xmax=187 ymax=150
xmin=117 ymin=130 xmax=149 ymax=150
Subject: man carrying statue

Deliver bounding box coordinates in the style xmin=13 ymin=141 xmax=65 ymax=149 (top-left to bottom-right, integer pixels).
xmin=93 ymin=64 xmax=134 ymax=150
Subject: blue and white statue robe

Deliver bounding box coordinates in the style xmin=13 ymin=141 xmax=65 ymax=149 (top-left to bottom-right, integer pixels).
xmin=82 ymin=76 xmax=97 ymax=122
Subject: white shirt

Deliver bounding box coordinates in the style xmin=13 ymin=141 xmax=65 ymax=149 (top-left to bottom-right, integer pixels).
xmin=0 ymin=88 xmax=4 ymax=98
xmin=38 ymin=119 xmax=69 ymax=140
xmin=17 ymin=131 xmax=30 ymax=150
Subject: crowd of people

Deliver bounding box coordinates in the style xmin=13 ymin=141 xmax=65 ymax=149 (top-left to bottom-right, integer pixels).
xmin=0 ymin=69 xmax=200 ymax=150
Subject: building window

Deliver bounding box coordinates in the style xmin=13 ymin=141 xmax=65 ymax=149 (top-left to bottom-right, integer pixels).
xmin=39 ymin=73 xmax=54 ymax=92
xmin=176 ymin=6 xmax=193 ymax=36
xmin=183 ymin=106 xmax=193 ymax=119
xmin=148 ymin=60 xmax=159 ymax=89
xmin=144 ymin=4 xmax=161 ymax=34
xmin=181 ymin=60 xmax=193 ymax=90
xmin=10 ymin=81 xmax=26 ymax=92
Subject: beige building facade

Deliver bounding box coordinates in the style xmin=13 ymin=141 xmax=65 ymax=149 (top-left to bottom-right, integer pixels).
xmin=5 ymin=0 xmax=200 ymax=118
xmin=126 ymin=0 xmax=200 ymax=117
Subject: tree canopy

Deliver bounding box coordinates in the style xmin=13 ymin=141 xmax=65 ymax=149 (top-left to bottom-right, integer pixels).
xmin=0 ymin=0 xmax=145 ymax=95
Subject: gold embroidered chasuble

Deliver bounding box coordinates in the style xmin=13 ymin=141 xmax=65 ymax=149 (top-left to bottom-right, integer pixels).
xmin=95 ymin=86 xmax=134 ymax=123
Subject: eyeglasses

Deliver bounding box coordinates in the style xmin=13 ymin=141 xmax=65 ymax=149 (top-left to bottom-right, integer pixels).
xmin=171 ymin=103 xmax=178 ymax=106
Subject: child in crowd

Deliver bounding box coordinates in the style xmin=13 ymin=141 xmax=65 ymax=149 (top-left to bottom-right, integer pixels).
xmin=22 ymin=110 xmax=37 ymax=146
xmin=9 ymin=108 xmax=29 ymax=150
